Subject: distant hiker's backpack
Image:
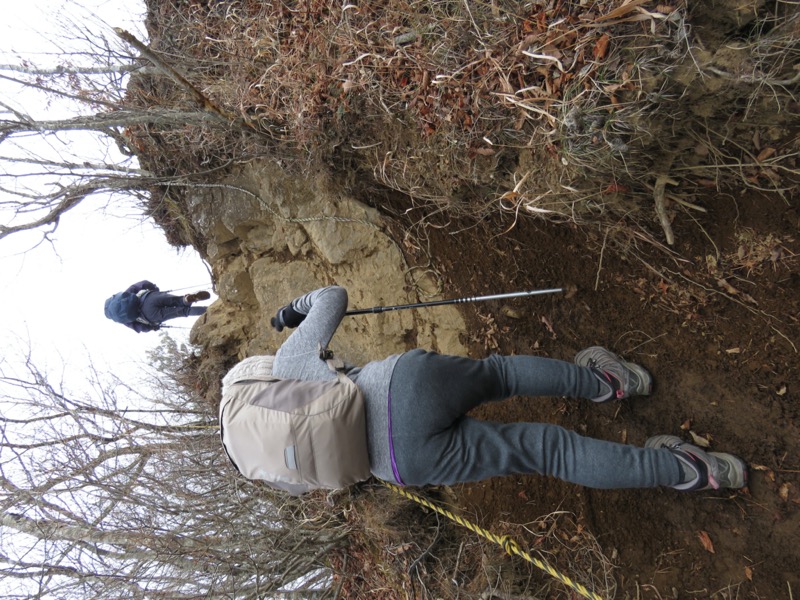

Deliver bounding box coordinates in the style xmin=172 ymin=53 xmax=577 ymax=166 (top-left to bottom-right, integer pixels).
xmin=104 ymin=291 xmax=142 ymax=324
xmin=219 ymin=355 xmax=370 ymax=495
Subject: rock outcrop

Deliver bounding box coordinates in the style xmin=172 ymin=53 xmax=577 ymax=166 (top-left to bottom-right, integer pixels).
xmin=188 ymin=159 xmax=467 ymax=386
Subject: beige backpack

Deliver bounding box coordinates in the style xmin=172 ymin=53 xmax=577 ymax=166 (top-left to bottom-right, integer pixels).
xmin=219 ymin=356 xmax=371 ymax=495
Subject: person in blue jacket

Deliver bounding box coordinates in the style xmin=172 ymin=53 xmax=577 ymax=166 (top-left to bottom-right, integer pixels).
xmin=104 ymin=280 xmax=210 ymax=333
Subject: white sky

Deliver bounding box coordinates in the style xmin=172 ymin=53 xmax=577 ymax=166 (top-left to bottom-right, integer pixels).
xmin=0 ymin=1 xmax=213 ymax=384
xmin=0 ymin=207 xmax=212 ymax=377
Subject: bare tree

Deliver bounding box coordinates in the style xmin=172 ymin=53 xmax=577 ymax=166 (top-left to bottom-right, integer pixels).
xmin=0 ymin=103 xmax=235 ymax=243
xmin=0 ymin=15 xmax=264 ymax=248
xmin=0 ymin=338 xmax=348 ymax=598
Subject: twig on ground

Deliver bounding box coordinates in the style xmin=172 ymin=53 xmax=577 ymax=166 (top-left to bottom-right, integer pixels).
xmin=653 ymin=174 xmax=677 ymax=245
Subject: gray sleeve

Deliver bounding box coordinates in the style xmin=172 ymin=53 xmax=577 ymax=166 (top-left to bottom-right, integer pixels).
xmin=274 ymin=286 xmax=348 ymax=380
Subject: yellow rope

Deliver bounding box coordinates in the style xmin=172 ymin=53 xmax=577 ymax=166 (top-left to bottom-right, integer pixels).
xmin=380 ymin=480 xmax=605 ymax=600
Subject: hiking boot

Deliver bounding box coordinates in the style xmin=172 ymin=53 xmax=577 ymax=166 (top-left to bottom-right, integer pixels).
xmin=645 ymin=434 xmax=748 ymax=491
xmin=184 ymin=291 xmax=211 ymax=304
xmin=575 ymin=346 xmax=653 ymax=402
xmin=575 ymin=346 xmax=653 ymax=401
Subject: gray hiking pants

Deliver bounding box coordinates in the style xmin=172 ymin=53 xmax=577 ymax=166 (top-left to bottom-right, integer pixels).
xmin=140 ymin=292 xmax=206 ymax=325
xmin=388 ymin=349 xmax=682 ymax=488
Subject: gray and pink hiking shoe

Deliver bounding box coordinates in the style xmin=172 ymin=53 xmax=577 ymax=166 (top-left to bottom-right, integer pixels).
xmin=646 ymin=434 xmax=749 ymax=491
xmin=575 ymin=346 xmax=653 ymax=401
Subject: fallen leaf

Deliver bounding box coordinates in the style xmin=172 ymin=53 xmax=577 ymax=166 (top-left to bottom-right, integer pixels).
xmin=716 ymin=278 xmax=740 ymax=295
xmin=541 ymin=315 xmax=556 ymax=337
xmin=750 ymin=463 xmax=776 ymax=481
xmin=779 ymin=483 xmax=791 ymax=501
xmin=698 ymin=530 xmax=715 ymax=553
xmin=518 ymin=489 xmax=529 ymax=500
xmin=776 ymin=385 xmax=787 ymax=396
xmin=725 ymin=347 xmax=741 ymax=354
xmin=745 ymin=566 xmax=753 ymax=581
xmin=603 ymin=182 xmax=629 ymax=194
xmin=756 ymin=147 xmax=776 ymax=162
xmin=753 ymin=129 xmax=762 ymax=150
xmin=680 ymin=419 xmax=692 ymax=430
xmin=596 ymin=0 xmax=650 ymax=22
xmin=594 ymin=34 xmax=610 ymax=60
xmin=689 ymin=430 xmax=711 ymax=448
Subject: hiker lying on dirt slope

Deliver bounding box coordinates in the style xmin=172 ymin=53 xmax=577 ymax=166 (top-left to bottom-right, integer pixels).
xmin=220 ymin=285 xmax=748 ymax=495
xmin=104 ymin=280 xmax=210 ymax=333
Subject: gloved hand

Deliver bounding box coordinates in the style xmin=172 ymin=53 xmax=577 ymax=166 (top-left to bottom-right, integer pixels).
xmin=271 ymin=304 xmax=306 ymax=332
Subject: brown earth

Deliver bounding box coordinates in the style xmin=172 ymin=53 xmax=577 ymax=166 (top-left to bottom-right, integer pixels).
xmin=387 ymin=186 xmax=799 ymax=598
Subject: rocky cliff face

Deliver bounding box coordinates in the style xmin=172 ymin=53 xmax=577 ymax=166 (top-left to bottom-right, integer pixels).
xmin=186 ymin=159 xmax=467 ymax=398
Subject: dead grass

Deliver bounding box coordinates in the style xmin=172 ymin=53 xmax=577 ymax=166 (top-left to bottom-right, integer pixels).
xmin=329 ymin=485 xmax=465 ymax=599
xmin=327 ymin=484 xmax=617 ymax=599
xmin=128 ymin=0 xmax=797 ymax=249
xmin=727 ymin=228 xmax=797 ymax=276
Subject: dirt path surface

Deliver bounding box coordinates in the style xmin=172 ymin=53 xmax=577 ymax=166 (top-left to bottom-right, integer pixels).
xmin=387 ymin=188 xmax=799 ymax=598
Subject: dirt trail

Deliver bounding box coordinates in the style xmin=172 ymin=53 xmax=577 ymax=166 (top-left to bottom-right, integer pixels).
xmin=407 ymin=187 xmax=799 ymax=598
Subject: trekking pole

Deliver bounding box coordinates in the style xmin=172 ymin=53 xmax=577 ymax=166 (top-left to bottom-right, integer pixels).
xmin=162 ymin=285 xmax=212 ymax=293
xmin=345 ymin=288 xmax=564 ymax=316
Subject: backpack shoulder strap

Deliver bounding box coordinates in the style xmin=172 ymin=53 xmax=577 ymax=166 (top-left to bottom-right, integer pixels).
xmin=319 ymin=343 xmax=349 ymax=374
xmin=325 ymin=357 xmax=347 ymax=373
